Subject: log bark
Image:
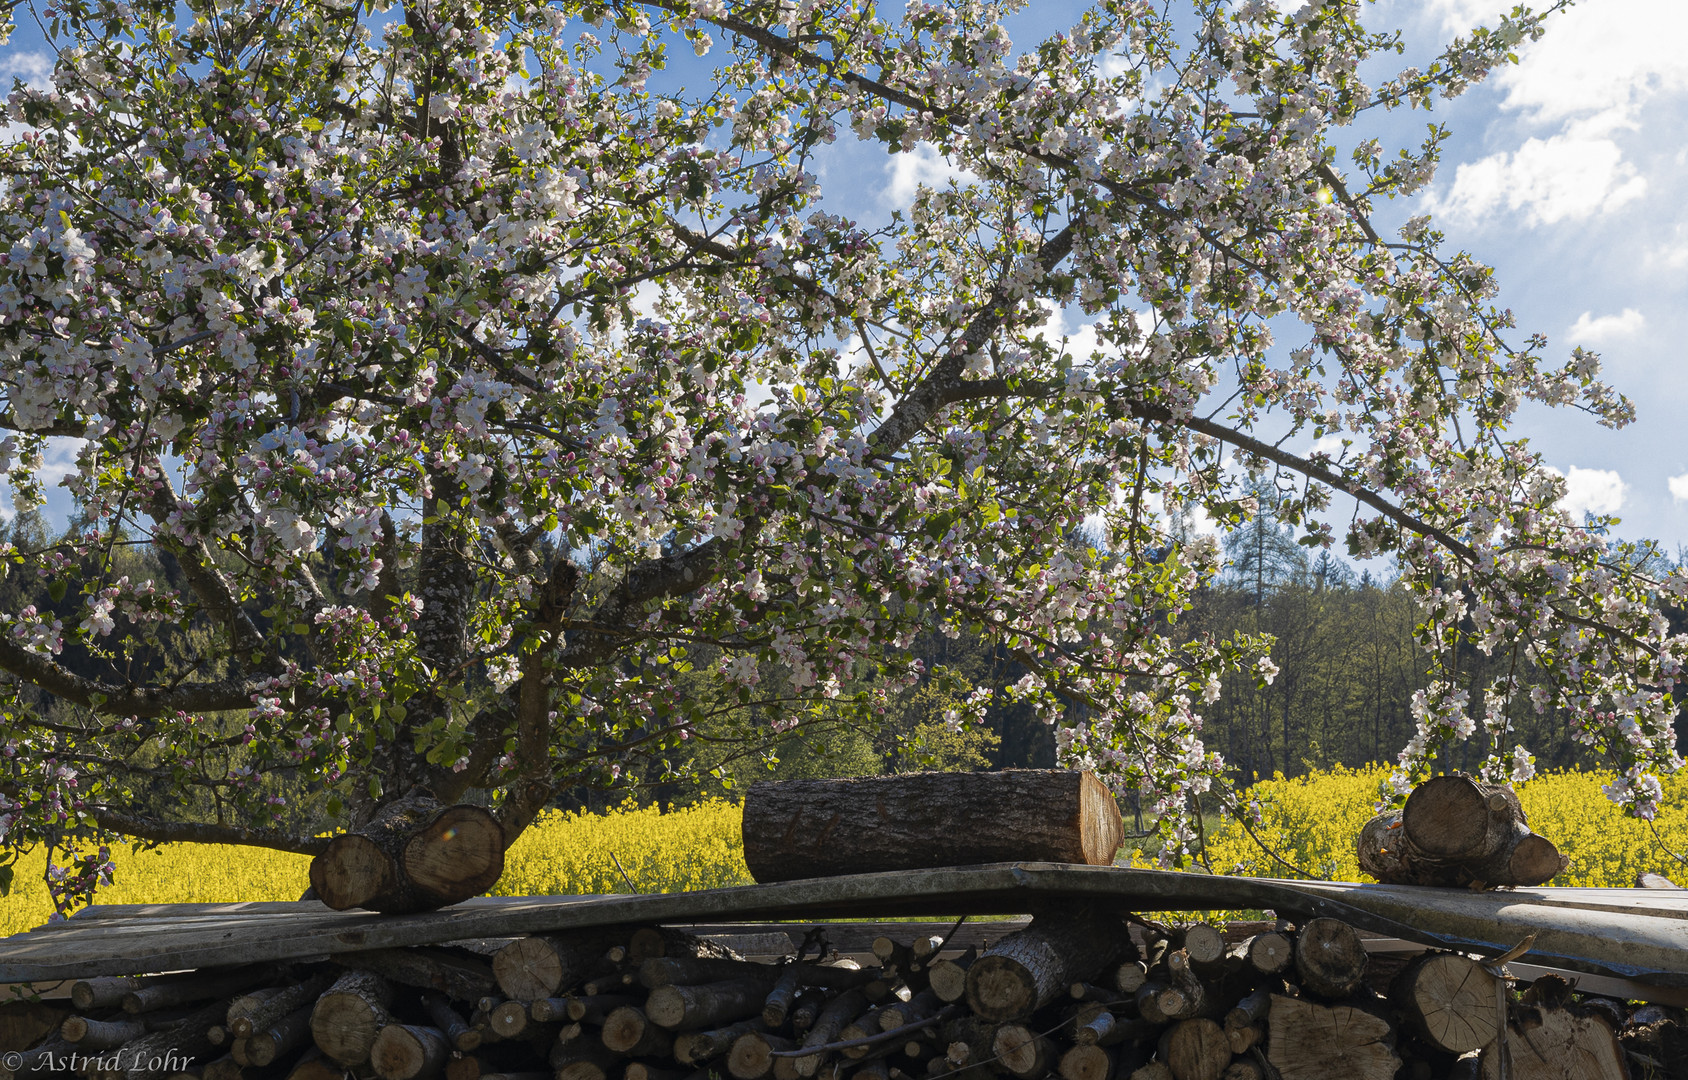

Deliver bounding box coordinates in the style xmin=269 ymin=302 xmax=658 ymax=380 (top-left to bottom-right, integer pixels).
xmin=1265 ymin=995 xmax=1399 ymax=1080
xmin=877 ymin=991 xmax=940 ymax=1033
xmin=1292 ymin=919 xmax=1368 ymax=1000
xmin=570 ymin=996 xmax=641 ymax=1026
xmin=246 ymin=1005 xmax=315 ymax=1067
xmin=61 ymin=1017 xmax=148 ymax=1050
xmin=741 ymin=771 xmax=1124 ymax=882
xmin=422 ymin=996 xmax=480 ymax=1052
xmin=1390 ymin=952 xmax=1503 ymax=1055
xmin=123 ymin=970 xmax=269 ymax=1015
xmin=1158 ymin=1018 xmax=1229 ymax=1080
xmin=309 ymin=796 xmax=505 ymax=914
xmin=231 ymin=974 xmax=338 ymax=1040
xmin=763 ymin=969 xmax=804 ymax=1029
xmin=1478 ymin=1004 xmax=1627 ymax=1080
xmin=97 ymin=999 xmax=229 ymax=1080
xmin=310 ymin=970 xmax=396 ymax=1065
xmin=334 ymin=948 xmax=497 ymax=1003
xmin=284 ymin=1047 xmax=338 ymax=1080
xmin=74 ymin=978 xmax=149 ymax=1012
xmin=795 ymin=990 xmax=869 ymax=1077
xmin=370 ymin=1025 xmax=450 ymax=1080
xmin=492 ymin=930 xmax=624 ymax=1001
xmin=646 ymin=978 xmax=771 ymax=1031
xmin=965 ymin=908 xmax=1130 ymax=1021
xmin=549 ymin=1045 xmax=622 ymax=1080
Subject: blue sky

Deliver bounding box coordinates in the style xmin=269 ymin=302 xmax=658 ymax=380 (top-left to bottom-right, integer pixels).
xmin=2 ymin=0 xmax=1684 ymax=552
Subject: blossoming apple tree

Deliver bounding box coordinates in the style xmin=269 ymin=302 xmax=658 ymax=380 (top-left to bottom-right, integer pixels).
xmin=0 ymin=0 xmax=1680 ymax=906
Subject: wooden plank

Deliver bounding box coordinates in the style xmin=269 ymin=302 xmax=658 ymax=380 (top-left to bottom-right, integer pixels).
xmin=1 ymin=864 xmax=1684 ymax=989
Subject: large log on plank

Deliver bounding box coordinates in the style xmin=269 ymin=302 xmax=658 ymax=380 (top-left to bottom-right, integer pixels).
xmin=1265 ymin=994 xmax=1400 ymax=1080
xmin=965 ymin=907 xmax=1131 ymax=1021
xmin=309 ymin=795 xmax=505 ymax=913
xmin=741 ymin=770 xmax=1124 ymax=881
xmin=1357 ymin=775 xmax=1567 ymax=889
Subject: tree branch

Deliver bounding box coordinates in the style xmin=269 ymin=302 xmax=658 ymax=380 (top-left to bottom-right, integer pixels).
xmin=90 ymin=807 xmax=331 ymax=856
xmin=0 ymin=635 xmax=267 ymax=717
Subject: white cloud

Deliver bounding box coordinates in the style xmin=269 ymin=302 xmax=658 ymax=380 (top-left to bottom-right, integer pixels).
xmin=881 ymin=143 xmax=976 ymax=207
xmin=1436 ymin=120 xmax=1646 ymax=227
xmin=1566 ymin=308 xmax=1646 ymax=347
xmin=0 ymin=51 xmax=54 ymax=90
xmin=1545 ymin=465 xmax=1627 ymax=518
xmin=1669 ymin=473 xmax=1688 ymax=503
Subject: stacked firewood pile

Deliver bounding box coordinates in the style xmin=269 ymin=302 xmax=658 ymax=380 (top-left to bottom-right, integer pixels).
xmin=6 ymin=909 xmax=1680 ymax=1080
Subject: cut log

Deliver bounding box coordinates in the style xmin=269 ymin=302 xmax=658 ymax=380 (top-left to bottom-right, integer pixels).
xmin=1218 ymin=1060 xmax=1261 ymax=1080
xmin=1128 ymin=1065 xmax=1173 ymax=1080
xmin=674 ymin=1018 xmax=766 ymax=1065
xmin=492 ymin=930 xmax=624 ymax=1001
xmin=1159 ymin=1018 xmax=1229 ymax=1080
xmin=1223 ymin=989 xmax=1271 ymax=1036
xmin=444 ymin=1056 xmax=481 ymax=1080
xmin=1478 ymin=1004 xmax=1627 ymax=1080
xmin=335 ymin=948 xmax=497 ymax=1003
xmin=1390 ymin=952 xmax=1502 ymax=1054
xmin=310 ymin=970 xmax=396 ymax=1065
xmin=1225 ymin=1025 xmax=1261 ymax=1056
xmin=1111 ymin=961 xmax=1149 ymax=995
xmin=488 ymin=1002 xmax=530 ymax=1040
xmin=965 ymin=908 xmax=1130 ymax=1021
xmin=599 ymin=1007 xmax=672 ymax=1058
xmin=1241 ymin=933 xmax=1292 ymax=976
xmin=284 ymin=1047 xmax=339 ymax=1080
xmin=728 ymin=1032 xmax=797 ymax=1080
xmin=623 ymin=1066 xmax=686 ymax=1080
xmin=763 ymin=968 xmax=804 ymax=1028
xmin=62 ymin=1016 xmax=148 ymax=1050
xmin=926 ymin=953 xmax=975 ymax=1006
xmin=788 ymin=991 xmax=828 ymax=1034
xmin=370 ymin=1025 xmax=450 ymax=1080
xmin=1265 ymin=995 xmax=1399 ymax=1080
xmin=549 ymin=1045 xmax=622 ymax=1080
xmin=795 ymin=990 xmax=869 ymax=1077
xmin=231 ymin=973 xmax=337 ymax=1039
xmin=95 ymin=999 xmax=229 ymax=1080
xmin=422 ymin=996 xmax=480 ymax=1053
xmin=246 ymin=1005 xmax=315 ymax=1067
xmin=1360 ymin=776 xmax=1568 ymax=889
xmin=646 ymin=978 xmax=770 ymax=1030
xmin=570 ymin=996 xmax=641 ymax=1026
xmin=990 ymin=1024 xmax=1053 ymax=1080
xmin=1637 ymin=872 xmax=1681 ymax=889
xmin=1057 ymin=1045 xmax=1112 ymax=1080
xmin=124 ymin=969 xmax=269 ymax=1015
xmin=1292 ymin=919 xmax=1368 ymax=1000
xmin=741 ymin=771 xmax=1125 ymax=881
xmin=73 ymin=978 xmax=149 ymax=1012
xmin=1403 ymin=775 xmax=1522 ymax=859
xmin=878 ymin=991 xmax=940 ymax=1033
xmin=1161 ymin=950 xmax=1211 ymax=1021
xmin=1180 ymin=926 xmax=1226 ymax=971
xmin=838 ymin=1008 xmax=888 ymax=1058
xmin=309 ymin=796 xmax=506 ymax=914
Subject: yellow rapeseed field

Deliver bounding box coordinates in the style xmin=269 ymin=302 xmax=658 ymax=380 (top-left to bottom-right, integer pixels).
xmin=2 ymin=773 xmax=1684 ymax=938
xmin=0 ymin=798 xmax=749 ymax=938
xmin=1201 ymin=764 xmax=1688 ymax=886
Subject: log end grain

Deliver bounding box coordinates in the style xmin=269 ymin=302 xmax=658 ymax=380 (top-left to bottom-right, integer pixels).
xmin=311 ymin=835 xmax=397 ymax=913
xmin=1294 ymin=918 xmax=1368 ymax=1000
xmin=1394 ymin=953 xmax=1502 ymax=1055
xmin=403 ymin=807 xmax=506 ymax=907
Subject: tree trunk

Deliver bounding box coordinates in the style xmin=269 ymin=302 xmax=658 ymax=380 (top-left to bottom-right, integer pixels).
xmin=310 ymin=796 xmax=505 ymax=913
xmin=965 ymin=907 xmax=1130 ymax=1021
xmin=1390 ymin=953 xmax=1502 ymax=1055
xmin=741 ymin=771 xmax=1124 ymax=882
xmin=1265 ymin=995 xmax=1399 ymax=1080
